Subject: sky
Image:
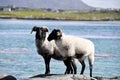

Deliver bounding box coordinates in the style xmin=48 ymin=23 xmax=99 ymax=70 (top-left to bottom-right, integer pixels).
xmin=81 ymin=0 xmax=120 ymax=9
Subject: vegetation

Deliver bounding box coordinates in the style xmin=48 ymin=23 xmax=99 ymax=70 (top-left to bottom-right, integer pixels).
xmin=0 ymin=8 xmax=120 ymax=21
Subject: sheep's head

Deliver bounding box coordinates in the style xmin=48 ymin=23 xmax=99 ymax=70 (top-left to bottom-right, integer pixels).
xmin=31 ymin=26 xmax=49 ymax=40
xmin=31 ymin=26 xmax=48 ymax=33
xmin=48 ymin=29 xmax=62 ymax=41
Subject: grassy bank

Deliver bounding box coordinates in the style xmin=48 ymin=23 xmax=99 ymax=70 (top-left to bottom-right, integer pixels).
xmin=0 ymin=9 xmax=120 ymax=20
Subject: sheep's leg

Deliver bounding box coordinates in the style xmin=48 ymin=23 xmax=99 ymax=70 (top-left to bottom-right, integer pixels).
xmin=68 ymin=57 xmax=75 ymax=74
xmin=80 ymin=61 xmax=85 ymax=74
xmin=64 ymin=59 xmax=73 ymax=74
xmin=90 ymin=64 xmax=93 ymax=77
xmin=63 ymin=60 xmax=69 ymax=74
xmin=64 ymin=60 xmax=71 ymax=74
xmin=67 ymin=57 xmax=77 ymax=74
xmin=71 ymin=59 xmax=77 ymax=74
xmin=44 ymin=56 xmax=51 ymax=74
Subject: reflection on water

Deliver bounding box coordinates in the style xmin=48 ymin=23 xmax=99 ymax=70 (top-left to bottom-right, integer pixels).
xmin=0 ymin=48 xmax=28 ymax=53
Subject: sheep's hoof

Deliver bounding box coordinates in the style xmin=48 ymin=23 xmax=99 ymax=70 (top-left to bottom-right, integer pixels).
xmin=45 ymin=72 xmax=50 ymax=75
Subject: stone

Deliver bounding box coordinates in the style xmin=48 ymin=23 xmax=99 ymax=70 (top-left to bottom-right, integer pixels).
xmin=24 ymin=74 xmax=96 ymax=80
xmin=0 ymin=72 xmax=16 ymax=80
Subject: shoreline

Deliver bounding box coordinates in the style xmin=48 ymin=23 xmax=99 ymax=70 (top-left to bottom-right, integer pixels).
xmin=0 ymin=16 xmax=120 ymax=21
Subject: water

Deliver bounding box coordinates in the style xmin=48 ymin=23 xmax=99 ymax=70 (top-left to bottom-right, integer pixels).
xmin=0 ymin=19 xmax=120 ymax=79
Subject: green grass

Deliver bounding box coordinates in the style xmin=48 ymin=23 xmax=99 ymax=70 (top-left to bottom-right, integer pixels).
xmin=0 ymin=9 xmax=120 ymax=20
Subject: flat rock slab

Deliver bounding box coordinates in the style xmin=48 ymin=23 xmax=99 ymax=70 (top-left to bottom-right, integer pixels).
xmin=25 ymin=74 xmax=96 ymax=80
xmin=94 ymin=76 xmax=120 ymax=80
xmin=0 ymin=72 xmax=16 ymax=80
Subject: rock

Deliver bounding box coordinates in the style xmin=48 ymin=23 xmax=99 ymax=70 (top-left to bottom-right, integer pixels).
xmin=25 ymin=74 xmax=96 ymax=80
xmin=0 ymin=72 xmax=16 ymax=80
xmin=24 ymin=74 xmax=120 ymax=80
xmin=94 ymin=76 xmax=120 ymax=80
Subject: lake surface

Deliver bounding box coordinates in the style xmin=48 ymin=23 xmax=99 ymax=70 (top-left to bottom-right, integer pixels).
xmin=0 ymin=19 xmax=120 ymax=79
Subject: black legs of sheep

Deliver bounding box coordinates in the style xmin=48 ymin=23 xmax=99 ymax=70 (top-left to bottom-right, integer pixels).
xmin=64 ymin=60 xmax=72 ymax=74
xmin=44 ymin=56 xmax=77 ymax=74
xmin=90 ymin=65 xmax=93 ymax=77
xmin=44 ymin=56 xmax=93 ymax=77
xmin=44 ymin=56 xmax=51 ymax=74
xmin=64 ymin=57 xmax=77 ymax=74
xmin=80 ymin=61 xmax=85 ymax=75
xmin=80 ymin=60 xmax=93 ymax=77
xmin=71 ymin=59 xmax=77 ymax=74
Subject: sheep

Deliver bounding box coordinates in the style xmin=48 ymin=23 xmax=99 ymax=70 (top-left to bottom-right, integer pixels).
xmin=47 ymin=29 xmax=95 ymax=77
xmin=31 ymin=26 xmax=76 ymax=74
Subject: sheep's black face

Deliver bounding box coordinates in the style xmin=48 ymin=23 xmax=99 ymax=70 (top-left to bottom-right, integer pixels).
xmin=31 ymin=26 xmax=49 ymax=40
xmin=48 ymin=29 xmax=62 ymax=41
xmin=39 ymin=27 xmax=49 ymax=39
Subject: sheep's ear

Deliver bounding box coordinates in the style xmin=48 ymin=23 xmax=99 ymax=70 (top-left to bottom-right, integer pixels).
xmin=31 ymin=26 xmax=39 ymax=34
xmin=56 ymin=29 xmax=62 ymax=37
xmin=42 ymin=26 xmax=49 ymax=32
xmin=44 ymin=27 xmax=49 ymax=32
xmin=54 ymin=28 xmax=61 ymax=32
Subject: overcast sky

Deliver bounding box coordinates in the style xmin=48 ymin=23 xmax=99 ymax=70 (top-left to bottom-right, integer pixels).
xmin=82 ymin=0 xmax=120 ymax=9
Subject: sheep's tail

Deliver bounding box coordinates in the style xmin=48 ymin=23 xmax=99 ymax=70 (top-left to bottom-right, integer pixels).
xmin=88 ymin=52 xmax=94 ymax=77
xmin=88 ymin=43 xmax=95 ymax=66
xmin=88 ymin=53 xmax=94 ymax=66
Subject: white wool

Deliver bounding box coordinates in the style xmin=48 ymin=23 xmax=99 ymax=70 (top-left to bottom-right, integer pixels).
xmin=35 ymin=28 xmax=61 ymax=58
xmin=55 ymin=34 xmax=95 ymax=65
xmin=36 ymin=35 xmax=56 ymax=55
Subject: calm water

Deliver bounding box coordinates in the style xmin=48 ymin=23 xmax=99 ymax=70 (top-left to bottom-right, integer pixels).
xmin=0 ymin=19 xmax=120 ymax=79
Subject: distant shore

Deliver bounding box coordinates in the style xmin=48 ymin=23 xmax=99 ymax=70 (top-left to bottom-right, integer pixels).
xmin=0 ymin=16 xmax=120 ymax=21
xmin=0 ymin=8 xmax=120 ymax=21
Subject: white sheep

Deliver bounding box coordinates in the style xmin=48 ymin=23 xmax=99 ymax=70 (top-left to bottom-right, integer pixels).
xmin=47 ymin=29 xmax=95 ymax=77
xmin=31 ymin=26 xmax=76 ymax=74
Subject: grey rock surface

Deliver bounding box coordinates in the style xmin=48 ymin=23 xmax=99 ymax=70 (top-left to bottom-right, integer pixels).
xmin=24 ymin=74 xmax=120 ymax=80
xmin=25 ymin=74 xmax=96 ymax=80
xmin=0 ymin=71 xmax=16 ymax=80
